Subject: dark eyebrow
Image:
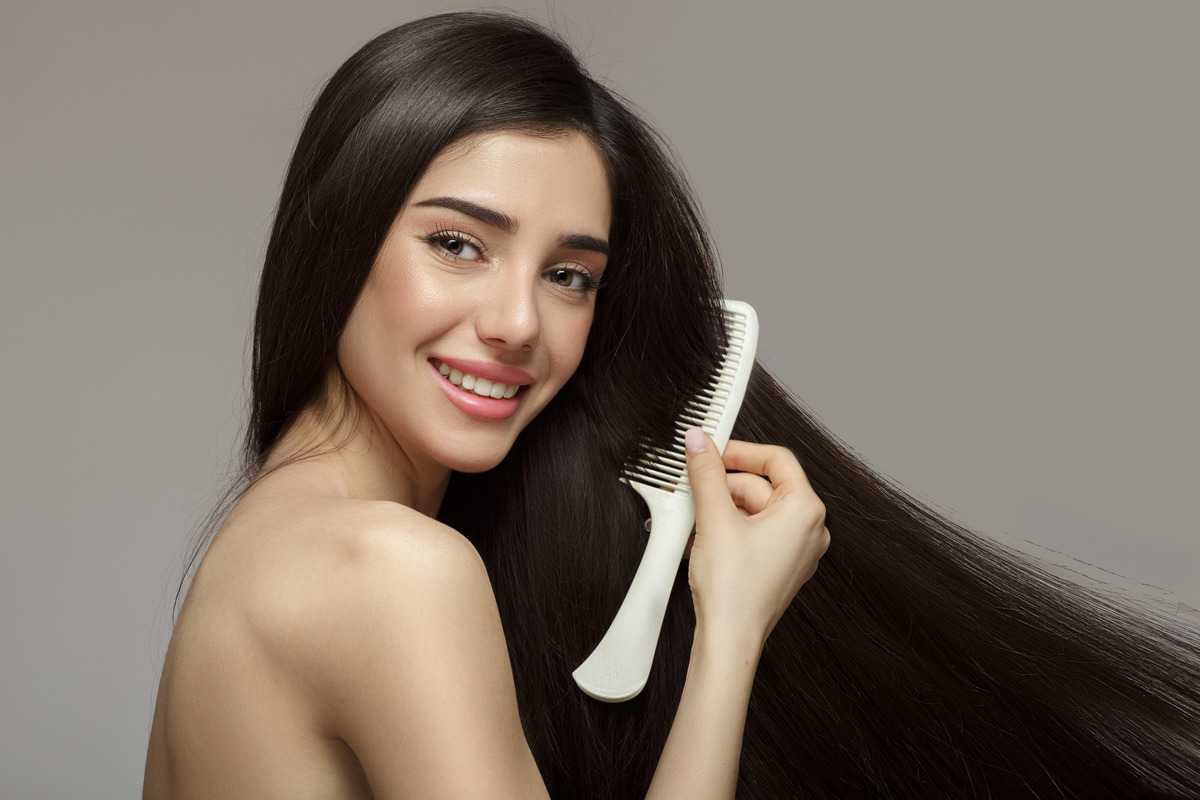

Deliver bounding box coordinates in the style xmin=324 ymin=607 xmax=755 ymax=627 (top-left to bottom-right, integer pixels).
xmin=413 ymin=196 xmax=517 ymax=233
xmin=559 ymin=233 xmax=610 ymax=258
xmin=415 ymin=195 xmax=610 ymax=258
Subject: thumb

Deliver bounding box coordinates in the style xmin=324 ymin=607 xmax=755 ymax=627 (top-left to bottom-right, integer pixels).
xmin=685 ymin=427 xmax=736 ymax=523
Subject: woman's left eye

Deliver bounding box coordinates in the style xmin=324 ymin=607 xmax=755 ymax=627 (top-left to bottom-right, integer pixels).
xmin=545 ymin=267 xmax=599 ymax=292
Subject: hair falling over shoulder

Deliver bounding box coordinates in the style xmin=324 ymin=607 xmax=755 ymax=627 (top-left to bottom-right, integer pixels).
xmin=210 ymin=11 xmax=1200 ymax=798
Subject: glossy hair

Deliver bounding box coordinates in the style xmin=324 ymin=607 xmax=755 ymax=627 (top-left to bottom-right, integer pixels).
xmin=222 ymin=11 xmax=1200 ymax=798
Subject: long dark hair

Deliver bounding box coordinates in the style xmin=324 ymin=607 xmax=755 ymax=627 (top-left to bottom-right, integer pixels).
xmin=217 ymin=11 xmax=1200 ymax=798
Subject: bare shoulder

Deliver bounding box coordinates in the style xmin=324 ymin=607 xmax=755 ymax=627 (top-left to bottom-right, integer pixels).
xmin=147 ymin=491 xmax=527 ymax=799
xmin=214 ymin=496 xmax=496 ymax=689
xmin=201 ymin=494 xmax=545 ymax=798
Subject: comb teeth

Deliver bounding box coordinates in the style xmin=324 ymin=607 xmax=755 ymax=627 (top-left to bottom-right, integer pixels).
xmin=622 ymin=303 xmax=758 ymax=496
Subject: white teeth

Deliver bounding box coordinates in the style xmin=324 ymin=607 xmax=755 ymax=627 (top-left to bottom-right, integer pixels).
xmin=436 ymin=361 xmax=520 ymax=400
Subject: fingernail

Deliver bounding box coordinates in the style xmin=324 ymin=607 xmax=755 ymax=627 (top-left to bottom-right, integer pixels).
xmin=685 ymin=427 xmax=706 ymax=455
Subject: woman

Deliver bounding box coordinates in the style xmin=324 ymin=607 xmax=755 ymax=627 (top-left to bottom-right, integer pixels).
xmin=144 ymin=12 xmax=826 ymax=798
xmin=147 ymin=11 xmax=1200 ymax=799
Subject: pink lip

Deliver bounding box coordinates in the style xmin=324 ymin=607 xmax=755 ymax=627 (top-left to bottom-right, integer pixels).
xmin=429 ymin=360 xmax=525 ymax=421
xmin=431 ymin=357 xmax=533 ymax=387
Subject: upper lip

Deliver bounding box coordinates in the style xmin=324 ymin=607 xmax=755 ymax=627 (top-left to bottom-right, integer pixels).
xmin=432 ymin=357 xmax=534 ymax=386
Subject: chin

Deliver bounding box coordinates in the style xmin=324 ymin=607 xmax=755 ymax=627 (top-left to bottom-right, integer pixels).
xmin=436 ymin=440 xmax=518 ymax=475
xmin=446 ymin=457 xmax=507 ymax=474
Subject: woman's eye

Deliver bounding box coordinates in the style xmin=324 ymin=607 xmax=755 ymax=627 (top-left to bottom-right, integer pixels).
xmin=431 ymin=234 xmax=481 ymax=261
xmin=546 ymin=267 xmax=599 ymax=292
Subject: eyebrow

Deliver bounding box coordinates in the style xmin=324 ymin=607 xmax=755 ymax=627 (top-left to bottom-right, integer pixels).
xmin=413 ymin=195 xmax=610 ymax=257
xmin=414 ymin=196 xmax=516 ymax=233
xmin=559 ymin=233 xmax=610 ymax=258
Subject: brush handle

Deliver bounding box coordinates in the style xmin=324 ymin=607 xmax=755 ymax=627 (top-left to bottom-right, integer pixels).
xmin=572 ymin=481 xmax=696 ymax=702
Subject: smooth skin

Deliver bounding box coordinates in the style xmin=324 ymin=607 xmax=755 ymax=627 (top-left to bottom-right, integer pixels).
xmin=143 ymin=131 xmax=829 ymax=798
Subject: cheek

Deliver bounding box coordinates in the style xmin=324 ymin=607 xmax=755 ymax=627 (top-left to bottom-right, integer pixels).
xmin=336 ymin=298 xmax=383 ymax=395
xmin=551 ymin=309 xmax=596 ymax=379
xmin=336 ymin=280 xmax=422 ymax=388
xmin=374 ymin=264 xmax=437 ymax=320
xmin=362 ymin=263 xmax=462 ymax=347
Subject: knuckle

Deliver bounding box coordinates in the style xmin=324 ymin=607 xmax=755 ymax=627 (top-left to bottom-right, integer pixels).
xmin=769 ymin=443 xmax=799 ymax=465
xmin=804 ymin=498 xmax=827 ymax=529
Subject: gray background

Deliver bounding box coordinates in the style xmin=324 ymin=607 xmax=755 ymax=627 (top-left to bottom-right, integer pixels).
xmin=2 ymin=1 xmax=1196 ymax=796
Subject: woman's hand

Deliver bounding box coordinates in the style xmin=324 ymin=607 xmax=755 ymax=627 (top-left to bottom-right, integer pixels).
xmin=683 ymin=429 xmax=830 ymax=649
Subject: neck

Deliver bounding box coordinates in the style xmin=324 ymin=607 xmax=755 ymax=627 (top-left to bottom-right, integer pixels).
xmin=265 ymin=405 xmax=451 ymax=517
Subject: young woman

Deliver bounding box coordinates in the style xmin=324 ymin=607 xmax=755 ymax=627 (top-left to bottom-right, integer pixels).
xmin=146 ymin=12 xmax=1200 ymax=799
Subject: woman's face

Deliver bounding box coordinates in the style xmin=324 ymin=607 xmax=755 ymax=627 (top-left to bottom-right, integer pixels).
xmin=338 ymin=130 xmax=612 ymax=476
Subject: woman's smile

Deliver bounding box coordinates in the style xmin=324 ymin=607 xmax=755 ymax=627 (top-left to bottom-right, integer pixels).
xmin=429 ymin=357 xmax=529 ymax=420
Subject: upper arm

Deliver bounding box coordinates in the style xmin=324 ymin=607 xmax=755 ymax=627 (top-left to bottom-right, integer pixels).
xmin=277 ymin=512 xmax=550 ymax=799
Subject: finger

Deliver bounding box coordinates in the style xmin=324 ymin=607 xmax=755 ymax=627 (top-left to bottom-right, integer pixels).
xmin=685 ymin=428 xmax=739 ymax=523
xmin=721 ymin=439 xmax=814 ymax=497
xmin=726 ymin=471 xmax=774 ymax=516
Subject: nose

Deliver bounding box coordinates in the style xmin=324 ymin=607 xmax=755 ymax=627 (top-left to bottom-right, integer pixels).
xmin=475 ymin=273 xmax=541 ymax=352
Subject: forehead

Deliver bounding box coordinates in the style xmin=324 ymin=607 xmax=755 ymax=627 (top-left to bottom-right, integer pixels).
xmin=409 ymin=130 xmax=612 ymax=237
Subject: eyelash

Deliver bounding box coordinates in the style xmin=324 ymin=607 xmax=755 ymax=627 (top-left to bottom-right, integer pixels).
xmin=421 ymin=229 xmax=602 ymax=295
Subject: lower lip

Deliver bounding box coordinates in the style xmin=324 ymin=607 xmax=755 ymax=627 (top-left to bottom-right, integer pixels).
xmin=430 ymin=361 xmax=524 ymax=420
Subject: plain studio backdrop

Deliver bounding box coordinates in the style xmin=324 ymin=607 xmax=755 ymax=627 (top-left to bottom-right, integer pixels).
xmin=2 ymin=1 xmax=1196 ymax=796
